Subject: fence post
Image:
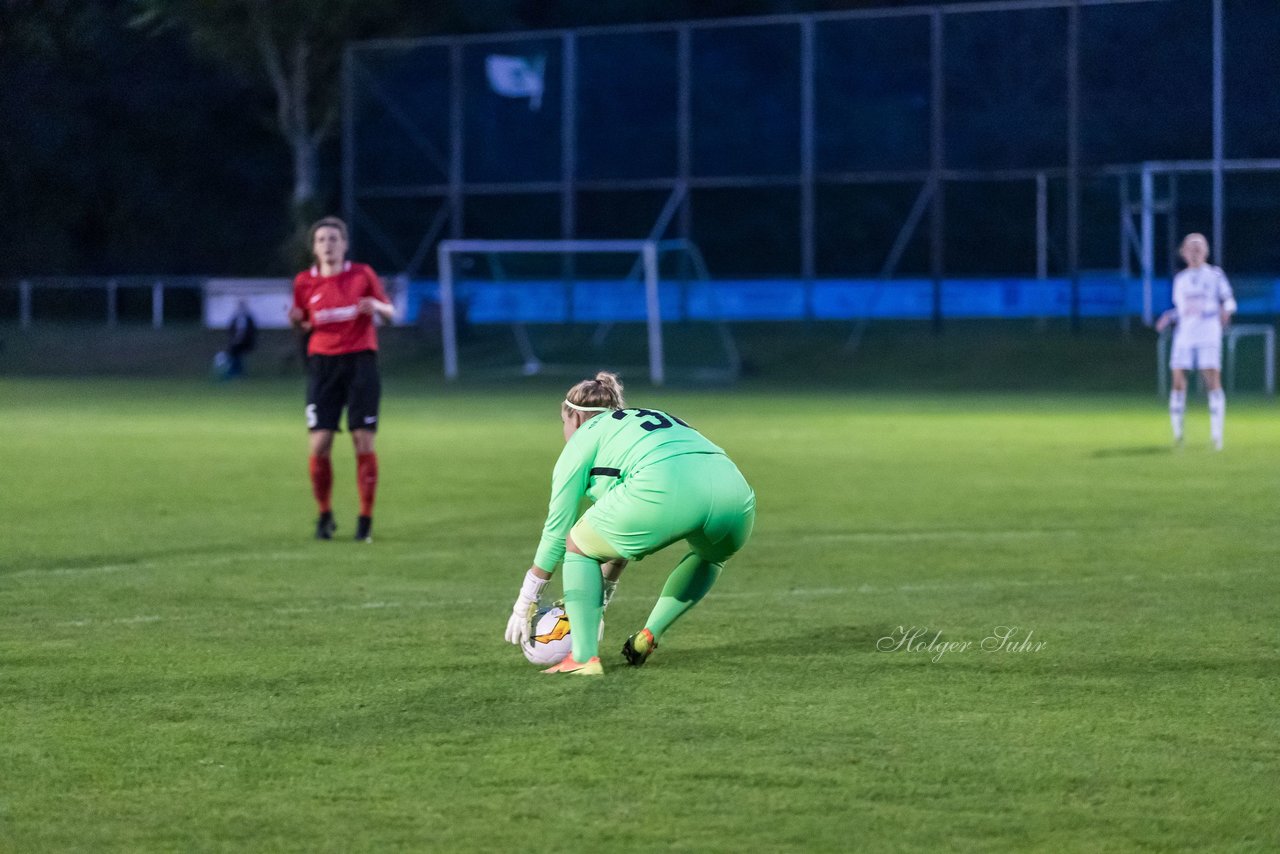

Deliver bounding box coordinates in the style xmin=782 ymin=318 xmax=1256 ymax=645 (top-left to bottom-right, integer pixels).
xmin=929 ymin=10 xmax=945 ymax=335
xmin=20 ymin=280 xmax=32 ymax=329
xmin=1036 ymin=172 xmax=1048 ymax=281
xmin=1066 ymin=0 xmax=1081 ymax=334
xmin=1226 ymin=333 xmax=1236 ymax=393
xmin=1141 ymin=166 xmax=1154 ymax=327
xmin=438 ymin=244 xmax=459 ymax=381
xmin=152 ymin=282 xmax=164 ymax=329
xmin=1267 ymin=327 xmax=1275 ymax=396
xmin=1156 ymin=327 xmax=1169 ymax=397
xmin=799 ymin=18 xmax=815 ymax=294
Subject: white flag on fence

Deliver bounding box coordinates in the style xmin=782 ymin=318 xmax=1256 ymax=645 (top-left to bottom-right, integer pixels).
xmin=485 ymin=54 xmax=546 ymax=111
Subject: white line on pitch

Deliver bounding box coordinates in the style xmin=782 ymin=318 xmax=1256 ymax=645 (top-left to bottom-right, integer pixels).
xmin=49 ymin=565 xmax=1269 ymax=628
xmin=55 ymin=599 xmax=453 ymax=627
xmin=10 ymin=551 xmax=314 ymax=580
xmin=802 ymin=529 xmax=1082 ymax=542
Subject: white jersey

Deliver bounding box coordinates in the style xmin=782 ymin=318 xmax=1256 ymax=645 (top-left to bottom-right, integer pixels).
xmin=1171 ymin=264 xmax=1234 ymax=347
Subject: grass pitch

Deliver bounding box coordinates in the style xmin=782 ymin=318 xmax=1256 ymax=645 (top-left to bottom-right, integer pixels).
xmin=2 ymin=377 xmax=1277 ymax=852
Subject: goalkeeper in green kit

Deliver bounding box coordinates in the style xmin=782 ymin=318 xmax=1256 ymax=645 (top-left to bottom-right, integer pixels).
xmin=503 ymin=372 xmax=756 ymax=676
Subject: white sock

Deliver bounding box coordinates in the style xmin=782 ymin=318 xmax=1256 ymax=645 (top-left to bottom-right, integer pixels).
xmin=601 ymin=578 xmax=618 ymax=611
xmin=1208 ymin=389 xmax=1225 ymax=448
xmin=1169 ymin=389 xmax=1186 ymax=442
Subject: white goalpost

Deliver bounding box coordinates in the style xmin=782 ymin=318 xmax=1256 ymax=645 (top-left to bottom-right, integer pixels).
xmin=436 ymin=238 xmax=731 ymax=385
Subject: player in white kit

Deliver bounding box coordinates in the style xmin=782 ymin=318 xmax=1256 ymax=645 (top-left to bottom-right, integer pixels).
xmin=1155 ymin=233 xmax=1236 ymax=450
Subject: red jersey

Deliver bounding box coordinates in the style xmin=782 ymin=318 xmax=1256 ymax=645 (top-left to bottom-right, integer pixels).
xmin=291 ymin=262 xmax=390 ymax=356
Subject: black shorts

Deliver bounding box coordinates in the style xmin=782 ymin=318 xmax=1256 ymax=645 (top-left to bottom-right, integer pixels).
xmin=306 ymin=350 xmax=381 ymax=433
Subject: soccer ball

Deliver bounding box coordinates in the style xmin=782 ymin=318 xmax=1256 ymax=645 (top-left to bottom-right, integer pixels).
xmin=520 ymin=605 xmax=606 ymax=666
xmin=522 ymin=605 xmax=573 ymax=665
xmin=211 ymin=350 xmax=231 ymax=379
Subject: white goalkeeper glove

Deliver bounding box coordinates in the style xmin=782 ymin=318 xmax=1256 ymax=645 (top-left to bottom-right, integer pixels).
xmin=504 ymin=569 xmax=549 ymax=646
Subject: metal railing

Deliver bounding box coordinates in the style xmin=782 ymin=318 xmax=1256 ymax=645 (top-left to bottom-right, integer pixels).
xmin=3 ymin=277 xmax=206 ymax=328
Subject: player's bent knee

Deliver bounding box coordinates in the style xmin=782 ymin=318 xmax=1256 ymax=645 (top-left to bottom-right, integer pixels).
xmin=688 ymin=518 xmax=753 ymax=565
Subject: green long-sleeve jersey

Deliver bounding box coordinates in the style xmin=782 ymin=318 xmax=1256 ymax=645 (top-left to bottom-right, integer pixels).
xmin=533 ymin=408 xmax=725 ymax=572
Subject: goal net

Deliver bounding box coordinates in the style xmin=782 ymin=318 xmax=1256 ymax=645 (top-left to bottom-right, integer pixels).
xmin=435 ymin=238 xmax=739 ymax=385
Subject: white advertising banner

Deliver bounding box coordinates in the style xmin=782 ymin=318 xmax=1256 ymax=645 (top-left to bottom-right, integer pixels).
xmin=204 ymin=277 xmax=407 ymax=329
xmin=204 ymin=279 xmax=294 ymax=329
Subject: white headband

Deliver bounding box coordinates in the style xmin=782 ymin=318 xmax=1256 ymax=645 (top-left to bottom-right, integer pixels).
xmin=563 ymin=400 xmax=611 ymax=412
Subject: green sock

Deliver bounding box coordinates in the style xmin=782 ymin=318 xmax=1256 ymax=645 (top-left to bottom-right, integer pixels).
xmin=561 ymin=553 xmax=603 ymax=662
xmin=644 ymin=552 xmax=722 ymax=644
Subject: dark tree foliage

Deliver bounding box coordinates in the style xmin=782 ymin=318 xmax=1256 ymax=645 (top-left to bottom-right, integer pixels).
xmin=0 ymin=0 xmax=288 ymax=274
xmin=130 ymin=0 xmax=404 ymax=226
xmin=0 ymin=0 xmax=529 ymax=274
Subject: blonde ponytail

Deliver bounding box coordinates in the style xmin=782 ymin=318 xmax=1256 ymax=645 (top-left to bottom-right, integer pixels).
xmin=565 ymin=371 xmax=625 ymax=411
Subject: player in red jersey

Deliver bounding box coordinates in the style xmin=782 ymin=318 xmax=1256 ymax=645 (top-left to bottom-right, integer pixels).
xmin=288 ymin=217 xmax=396 ymax=542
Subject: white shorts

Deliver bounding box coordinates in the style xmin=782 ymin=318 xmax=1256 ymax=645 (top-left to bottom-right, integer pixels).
xmin=1170 ymin=341 xmax=1221 ymax=371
